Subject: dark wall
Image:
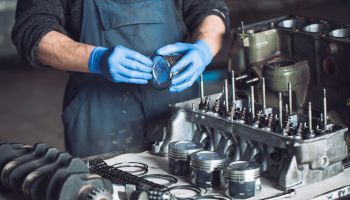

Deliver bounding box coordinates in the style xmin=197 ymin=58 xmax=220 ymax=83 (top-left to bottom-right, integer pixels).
xmin=0 ymin=0 xmax=346 ymax=65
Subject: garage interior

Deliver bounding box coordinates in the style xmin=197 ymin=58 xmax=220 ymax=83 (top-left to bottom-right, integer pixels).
xmin=0 ymin=0 xmax=350 ymax=200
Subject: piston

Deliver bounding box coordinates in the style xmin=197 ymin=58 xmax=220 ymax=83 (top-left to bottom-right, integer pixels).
xmin=168 ymin=141 xmax=203 ymax=176
xmin=190 ymin=151 xmax=228 ymax=189
xmin=223 ymin=161 xmax=261 ymax=199
xmin=150 ymin=54 xmax=182 ymax=90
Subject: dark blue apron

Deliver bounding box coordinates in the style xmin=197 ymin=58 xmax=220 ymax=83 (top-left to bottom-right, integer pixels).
xmin=62 ymin=0 xmax=198 ymax=157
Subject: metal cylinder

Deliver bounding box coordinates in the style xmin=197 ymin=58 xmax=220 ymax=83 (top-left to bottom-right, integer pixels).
xmin=278 ymin=92 xmax=283 ymax=128
xmin=236 ymin=74 xmax=248 ymax=81
xmin=323 ymin=89 xmax=327 ymax=129
xmin=190 ymin=151 xmax=228 ymax=188
xmin=288 ymin=82 xmax=292 ymax=114
xmin=308 ymin=102 xmax=313 ymax=133
xmin=241 ymin=21 xmax=245 ymax=34
xmin=200 ymin=75 xmax=204 ymax=101
xmin=168 ymin=141 xmax=203 ymax=176
xmin=225 ymin=79 xmax=229 ymax=112
xmin=224 ymin=161 xmax=261 ymax=199
xmin=245 ymin=77 xmax=260 ymax=84
xmin=231 ymin=71 xmax=236 ymax=105
xmin=251 ymin=86 xmax=255 ymax=120
xmin=262 ymin=78 xmax=266 ymax=110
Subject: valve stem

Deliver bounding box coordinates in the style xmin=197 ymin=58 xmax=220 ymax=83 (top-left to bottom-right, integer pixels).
xmin=308 ymin=102 xmax=313 ymax=134
xmin=200 ymin=74 xmax=204 ymax=102
xmin=231 ymin=71 xmax=236 ymax=105
xmin=288 ymin=82 xmax=292 ymax=114
xmin=278 ymin=92 xmax=283 ymax=129
xmin=241 ymin=21 xmax=245 ymax=34
xmin=323 ymin=88 xmax=327 ymax=130
xmin=262 ymin=77 xmax=266 ymax=111
xmin=224 ymin=79 xmax=229 ymax=113
xmin=251 ymin=86 xmax=255 ymax=120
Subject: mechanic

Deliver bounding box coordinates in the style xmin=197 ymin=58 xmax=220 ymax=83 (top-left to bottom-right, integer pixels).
xmin=12 ymin=0 xmax=230 ymax=157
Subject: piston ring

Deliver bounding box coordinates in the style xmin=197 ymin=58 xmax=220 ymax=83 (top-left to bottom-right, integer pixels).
xmin=141 ymin=174 xmax=178 ymax=186
xmin=112 ymin=162 xmax=148 ymax=175
xmin=167 ymin=185 xmax=205 ymax=199
xmin=195 ymin=195 xmax=231 ymax=200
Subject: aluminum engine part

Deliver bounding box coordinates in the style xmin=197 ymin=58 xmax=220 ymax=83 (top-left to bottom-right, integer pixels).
xmin=168 ymin=141 xmax=203 ymax=176
xmin=158 ymin=94 xmax=348 ymax=189
xmin=263 ymin=57 xmax=310 ymax=112
xmin=190 ymin=151 xmax=228 ymax=189
xmin=223 ymin=161 xmax=261 ymax=199
xmin=229 ymin=15 xmax=350 ymax=125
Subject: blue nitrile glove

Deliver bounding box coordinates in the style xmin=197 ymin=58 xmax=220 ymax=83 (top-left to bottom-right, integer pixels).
xmin=156 ymin=40 xmax=213 ymax=92
xmin=89 ymin=46 xmax=153 ymax=84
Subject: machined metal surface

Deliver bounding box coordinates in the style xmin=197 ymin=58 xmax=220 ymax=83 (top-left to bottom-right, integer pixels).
xmin=229 ymin=15 xmax=350 ymax=126
xmin=190 ymin=151 xmax=228 ymax=172
xmin=223 ymin=161 xmax=260 ymax=181
xmin=224 ymin=161 xmax=261 ymax=199
xmin=169 ymin=141 xmax=203 ymax=159
xmin=190 ymin=151 xmax=228 ymax=189
xmin=168 ymin=141 xmax=203 ymax=176
xmin=153 ymin=15 xmax=350 ymax=191
xmin=158 ymin=91 xmax=348 ymax=190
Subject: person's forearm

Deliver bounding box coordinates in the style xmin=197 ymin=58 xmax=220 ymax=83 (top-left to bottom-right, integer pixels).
xmin=192 ymin=15 xmax=226 ymax=56
xmin=38 ymin=31 xmax=95 ymax=72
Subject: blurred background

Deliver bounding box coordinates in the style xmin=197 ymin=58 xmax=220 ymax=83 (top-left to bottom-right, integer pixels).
xmin=0 ymin=0 xmax=349 ymax=151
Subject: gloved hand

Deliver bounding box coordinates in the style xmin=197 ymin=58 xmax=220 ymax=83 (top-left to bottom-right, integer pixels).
xmin=156 ymin=40 xmax=213 ymax=92
xmin=88 ymin=46 xmax=153 ymax=84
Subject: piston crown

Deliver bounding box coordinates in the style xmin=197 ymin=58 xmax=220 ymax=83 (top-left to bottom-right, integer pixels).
xmin=191 ymin=151 xmax=228 ymax=171
xmin=169 ymin=141 xmax=203 ymax=159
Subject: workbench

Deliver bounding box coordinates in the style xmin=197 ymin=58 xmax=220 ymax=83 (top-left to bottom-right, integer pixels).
xmin=106 ymin=152 xmax=350 ymax=200
xmin=0 ymin=151 xmax=349 ymax=200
